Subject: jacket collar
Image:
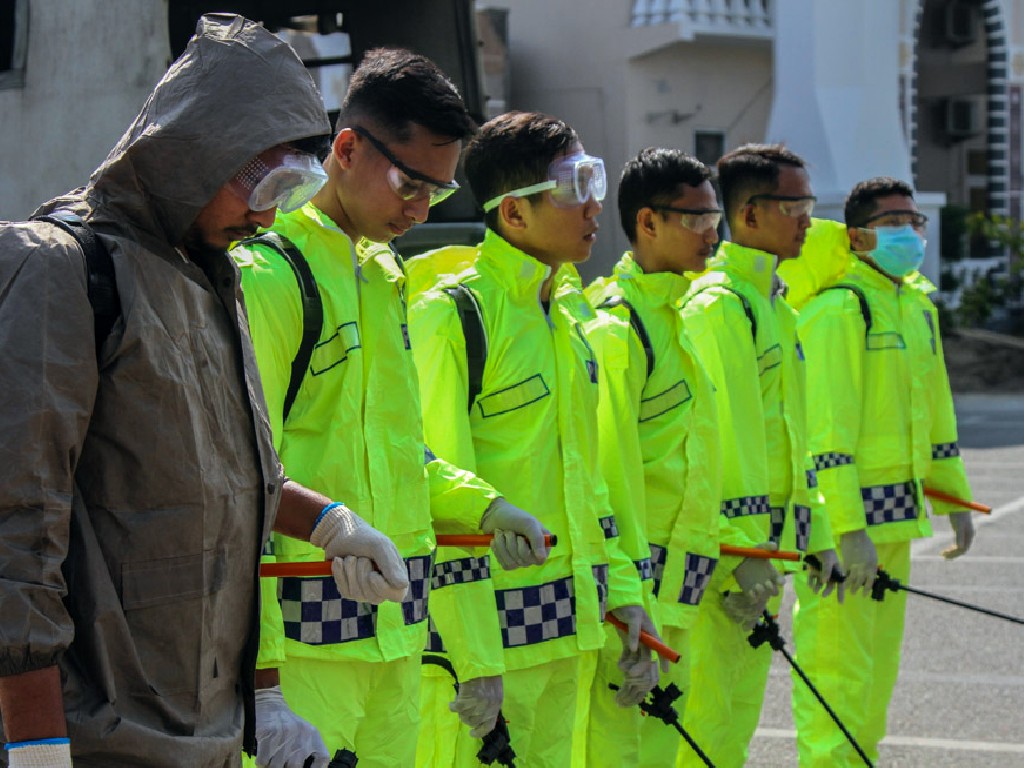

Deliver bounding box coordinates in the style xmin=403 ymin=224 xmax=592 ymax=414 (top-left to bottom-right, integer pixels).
xmin=848 ymin=255 xmax=937 ymax=295
xmin=613 ymin=252 xmax=692 ymax=305
xmin=710 ymin=241 xmax=778 ymax=298
xmin=477 ymin=228 xmax=582 ymax=301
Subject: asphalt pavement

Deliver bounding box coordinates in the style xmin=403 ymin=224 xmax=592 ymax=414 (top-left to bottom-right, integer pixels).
xmin=746 ymin=393 xmax=1024 ymax=767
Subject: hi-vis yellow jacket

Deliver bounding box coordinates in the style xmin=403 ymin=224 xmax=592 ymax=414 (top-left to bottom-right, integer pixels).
xmin=679 ymin=242 xmax=834 ymax=582
xmin=777 ymin=217 xmax=854 ymax=310
xmin=408 ymin=230 xmax=643 ymax=672
xmin=586 ymin=253 xmax=721 ymax=631
xmin=797 ymin=257 xmax=973 ymax=543
xmin=232 ymin=203 xmax=503 ymax=683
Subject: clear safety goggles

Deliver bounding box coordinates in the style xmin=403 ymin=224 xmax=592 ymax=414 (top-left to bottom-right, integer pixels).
xmin=483 ymin=153 xmax=607 ymax=212
xmin=863 ymin=209 xmax=929 ymax=232
xmin=746 ymin=193 xmax=817 ymax=218
xmin=228 ymin=145 xmax=328 ymax=214
xmin=653 ymin=205 xmax=723 ymax=233
xmin=353 ymin=125 xmax=460 ymax=207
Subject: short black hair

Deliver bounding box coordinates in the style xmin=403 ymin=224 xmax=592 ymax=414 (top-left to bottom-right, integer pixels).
xmin=844 ymin=176 xmax=915 ymax=228
xmin=464 ymin=111 xmax=579 ymax=230
xmin=336 ymin=48 xmax=475 ymax=144
xmin=618 ymin=147 xmax=712 ymax=243
xmin=716 ymin=143 xmax=805 ymax=228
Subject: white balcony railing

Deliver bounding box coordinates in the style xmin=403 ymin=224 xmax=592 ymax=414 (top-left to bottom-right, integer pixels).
xmin=630 ymin=0 xmax=773 ymax=36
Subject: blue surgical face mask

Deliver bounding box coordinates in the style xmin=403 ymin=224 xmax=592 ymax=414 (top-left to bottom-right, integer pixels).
xmin=866 ymin=225 xmax=926 ymax=278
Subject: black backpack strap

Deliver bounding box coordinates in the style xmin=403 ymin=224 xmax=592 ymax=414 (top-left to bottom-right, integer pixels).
xmin=240 ymin=232 xmax=323 ymax=422
xmin=596 ymin=296 xmax=655 ymax=380
xmin=443 ymin=284 xmax=487 ymax=411
xmin=33 ymin=211 xmax=119 ymax=349
xmin=821 ymin=283 xmax=873 ymax=335
xmin=684 ymin=284 xmax=758 ymax=343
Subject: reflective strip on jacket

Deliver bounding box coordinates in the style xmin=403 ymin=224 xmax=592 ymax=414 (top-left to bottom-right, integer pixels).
xmin=408 ymin=230 xmax=642 ymax=672
xmin=586 ymin=253 xmax=721 ymax=630
xmin=797 ymin=257 xmax=972 ymax=543
xmin=233 ymin=204 xmax=503 ymax=681
xmin=679 ymin=242 xmax=833 ymax=581
xmin=0 ymin=15 xmax=325 ymax=764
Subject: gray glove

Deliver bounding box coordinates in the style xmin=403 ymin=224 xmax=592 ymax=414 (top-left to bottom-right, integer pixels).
xmin=839 ymin=529 xmax=878 ymax=596
xmin=721 ymin=590 xmax=767 ymax=629
xmin=732 ymin=543 xmax=785 ymax=601
xmin=311 ymin=503 xmax=409 ymax=603
xmin=806 ymin=548 xmax=845 ymax=602
xmin=6 ymin=741 xmax=73 ymax=768
xmin=942 ymin=511 xmax=975 ymax=560
xmin=480 ymin=498 xmax=549 ymax=570
xmin=450 ymin=675 xmax=503 ymax=737
xmin=609 ymin=604 xmax=661 ymax=706
xmin=254 ymin=685 xmax=329 ymax=768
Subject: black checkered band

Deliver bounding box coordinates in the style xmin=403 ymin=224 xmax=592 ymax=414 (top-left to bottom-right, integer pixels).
xmin=793 ymin=504 xmax=811 ymax=551
xmin=281 ymin=554 xmax=432 ymax=646
xmin=649 ymin=543 xmax=668 ymax=597
xmin=431 ymin=556 xmax=490 ymax=590
xmin=806 ymin=468 xmax=819 ymax=489
xmin=593 ymin=564 xmax=610 ymax=619
xmin=496 ymin=575 xmax=576 ymax=648
xmin=932 ymin=442 xmax=960 ymax=459
xmin=599 ymin=515 xmax=620 ymax=539
xmin=678 ymin=553 xmax=718 ymax=606
xmin=635 ymin=557 xmax=654 ymax=582
xmin=424 ymin=615 xmax=446 ymax=653
xmin=720 ymin=495 xmax=771 ymax=518
xmin=813 ymin=452 xmax=855 ymax=472
xmin=769 ymin=506 xmax=786 ymax=544
xmin=861 ymin=481 xmax=919 ymax=526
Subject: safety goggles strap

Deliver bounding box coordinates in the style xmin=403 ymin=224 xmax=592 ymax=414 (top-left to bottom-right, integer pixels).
xmin=482 ymin=180 xmax=557 ymax=212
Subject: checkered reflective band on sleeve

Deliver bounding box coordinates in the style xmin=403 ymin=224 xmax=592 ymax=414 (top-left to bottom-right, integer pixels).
xmin=813 ymin=452 xmax=854 ymax=471
xmin=861 ymin=481 xmax=919 ymax=526
xmin=402 ymin=555 xmax=433 ymax=626
xmin=424 ymin=615 xmax=446 ymax=653
xmin=806 ymin=468 xmax=818 ymax=489
xmin=932 ymin=442 xmax=960 ymax=459
xmin=431 ymin=555 xmax=490 ymax=590
xmin=281 ymin=576 xmax=378 ymax=645
xmin=598 ymin=515 xmax=620 ymax=539
xmin=720 ymin=495 xmax=771 ymax=518
xmin=649 ymin=543 xmax=668 ymax=597
xmin=769 ymin=506 xmax=785 ymax=544
xmin=593 ymin=563 xmax=609 ymax=618
xmin=793 ymin=504 xmax=811 ymax=551
xmin=496 ymin=575 xmax=577 ymax=648
xmin=635 ymin=557 xmax=653 ymax=582
xmin=678 ymin=553 xmax=718 ymax=606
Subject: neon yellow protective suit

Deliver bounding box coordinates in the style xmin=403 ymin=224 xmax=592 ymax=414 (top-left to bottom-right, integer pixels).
xmin=677 ymin=242 xmax=834 ymax=768
xmin=792 ymin=256 xmax=973 ymax=767
xmin=408 ymin=230 xmax=642 ymax=768
xmin=777 ymin=217 xmax=854 ymax=310
xmin=232 ymin=203 xmax=503 ymax=768
xmin=580 ymin=253 xmax=721 ymax=766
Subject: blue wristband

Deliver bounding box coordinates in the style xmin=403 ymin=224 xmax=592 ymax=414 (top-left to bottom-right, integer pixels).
xmin=313 ymin=501 xmax=345 ymax=533
xmin=6 ymin=738 xmax=70 ymax=750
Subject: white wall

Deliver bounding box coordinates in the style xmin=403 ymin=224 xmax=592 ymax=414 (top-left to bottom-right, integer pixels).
xmin=0 ymin=0 xmax=169 ymax=220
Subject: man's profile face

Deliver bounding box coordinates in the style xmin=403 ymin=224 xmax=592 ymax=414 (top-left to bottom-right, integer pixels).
xmin=184 ymin=183 xmax=276 ymax=255
xmin=749 ymin=165 xmax=814 ymax=260
xmin=650 ymin=180 xmax=721 ymax=275
xmin=335 ymin=123 xmax=462 ymax=243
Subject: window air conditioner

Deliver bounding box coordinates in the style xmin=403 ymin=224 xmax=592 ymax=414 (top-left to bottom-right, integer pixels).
xmin=944 ymin=1 xmax=977 ymax=47
xmin=943 ymin=96 xmax=981 ymax=139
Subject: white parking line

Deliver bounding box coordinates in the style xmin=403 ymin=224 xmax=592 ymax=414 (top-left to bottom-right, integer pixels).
xmin=754 ymin=728 xmax=1024 ymax=754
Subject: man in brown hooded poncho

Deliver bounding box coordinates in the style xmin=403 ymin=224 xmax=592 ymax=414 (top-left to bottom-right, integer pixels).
xmin=0 ymin=14 xmax=409 ymax=767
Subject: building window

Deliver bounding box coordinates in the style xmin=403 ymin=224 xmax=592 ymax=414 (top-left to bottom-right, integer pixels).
xmin=694 ymin=130 xmax=725 ymax=168
xmin=0 ymin=0 xmax=28 ymax=90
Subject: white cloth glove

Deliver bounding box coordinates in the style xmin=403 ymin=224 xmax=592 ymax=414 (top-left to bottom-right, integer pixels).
xmin=449 ymin=675 xmax=504 ymax=737
xmin=839 ymin=529 xmax=878 ymax=596
xmin=942 ymin=511 xmax=975 ymax=560
xmin=311 ymin=503 xmax=409 ymax=603
xmin=806 ymin=548 xmax=845 ymax=602
xmin=330 ymin=555 xmax=408 ymax=604
xmin=609 ymin=604 xmax=662 ymax=706
xmin=479 ymin=498 xmax=549 ymax=570
xmin=254 ymin=685 xmax=330 ymax=768
xmin=732 ymin=543 xmax=785 ymax=602
xmin=6 ymin=740 xmax=72 ymax=768
xmin=721 ymin=590 xmax=767 ymax=629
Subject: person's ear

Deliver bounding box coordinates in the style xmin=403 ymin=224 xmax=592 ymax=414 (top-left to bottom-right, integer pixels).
xmin=742 ymin=201 xmax=758 ymax=230
xmin=638 ymin=207 xmax=657 ymax=239
xmin=332 ymin=128 xmax=357 ymax=169
xmin=500 ymin=196 xmax=529 ymax=231
xmin=848 ymin=226 xmax=875 ymax=252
